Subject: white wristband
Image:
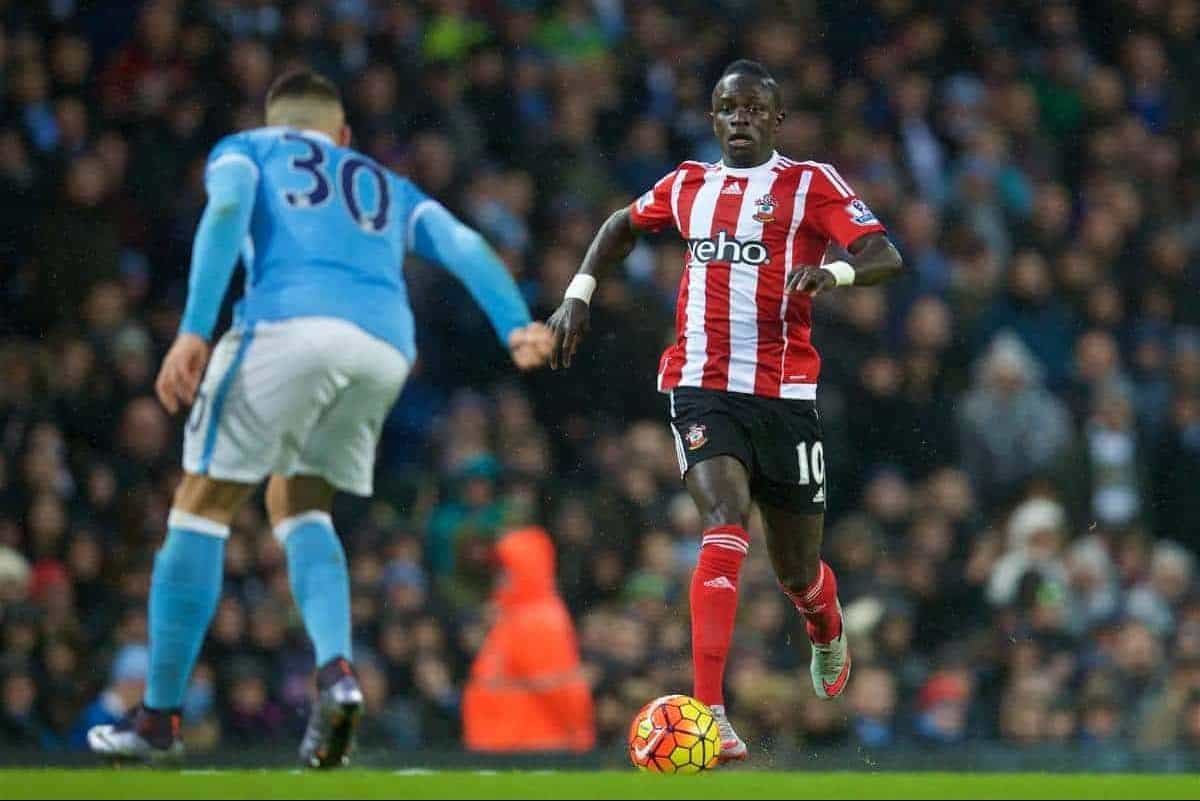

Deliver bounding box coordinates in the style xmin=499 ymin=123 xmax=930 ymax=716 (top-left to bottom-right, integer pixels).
xmin=565 ymin=274 xmax=597 ymax=305
xmin=823 ymin=260 xmax=856 ymax=287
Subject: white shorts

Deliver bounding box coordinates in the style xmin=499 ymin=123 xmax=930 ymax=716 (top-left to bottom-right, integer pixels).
xmin=182 ymin=317 xmax=409 ymax=496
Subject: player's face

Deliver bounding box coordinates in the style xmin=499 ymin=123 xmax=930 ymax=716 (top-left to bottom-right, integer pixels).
xmin=710 ymin=74 xmax=783 ymax=168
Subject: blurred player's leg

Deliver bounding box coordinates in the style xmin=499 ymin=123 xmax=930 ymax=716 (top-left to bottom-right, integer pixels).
xmin=268 ymin=474 xmax=362 ymax=769
xmin=269 ymin=475 xmax=347 ymax=665
xmin=684 ymin=456 xmax=752 ymax=762
xmin=262 ymin=321 xmax=406 ymax=768
xmin=89 ymin=475 xmax=255 ymax=760
xmin=761 ymin=506 xmax=850 ymax=699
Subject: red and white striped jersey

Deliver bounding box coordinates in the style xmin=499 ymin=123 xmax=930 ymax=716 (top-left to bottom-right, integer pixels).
xmin=629 ymin=152 xmax=886 ymax=400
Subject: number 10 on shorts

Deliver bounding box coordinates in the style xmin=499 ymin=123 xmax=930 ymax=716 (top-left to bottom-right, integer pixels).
xmin=796 ymin=441 xmax=825 ymax=486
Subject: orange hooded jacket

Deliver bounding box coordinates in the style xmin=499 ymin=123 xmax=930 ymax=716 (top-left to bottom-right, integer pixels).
xmin=462 ymin=526 xmax=595 ymax=752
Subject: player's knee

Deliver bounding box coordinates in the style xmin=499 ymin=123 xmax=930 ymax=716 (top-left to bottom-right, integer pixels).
xmin=265 ymin=475 xmax=335 ymax=528
xmin=172 ymin=474 xmax=251 ymax=525
xmin=265 ymin=498 xmax=303 ymax=530
xmin=264 ymin=486 xmax=288 ymax=529
xmin=700 ymin=497 xmax=751 ymax=530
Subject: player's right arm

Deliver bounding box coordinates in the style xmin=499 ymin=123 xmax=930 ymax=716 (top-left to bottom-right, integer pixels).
xmin=406 ymin=190 xmax=552 ymax=370
xmin=547 ymin=169 xmax=677 ymax=369
xmin=157 ymin=139 xmax=259 ymax=414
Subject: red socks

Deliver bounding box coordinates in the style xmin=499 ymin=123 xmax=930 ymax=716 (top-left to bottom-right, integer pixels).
xmin=689 ymin=524 xmax=749 ymax=708
xmin=690 ymin=527 xmax=843 ymax=707
xmin=783 ymin=560 xmax=842 ymax=644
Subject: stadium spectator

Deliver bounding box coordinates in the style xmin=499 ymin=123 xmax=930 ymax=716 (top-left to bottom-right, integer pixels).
xmin=463 ymin=526 xmax=594 ymax=753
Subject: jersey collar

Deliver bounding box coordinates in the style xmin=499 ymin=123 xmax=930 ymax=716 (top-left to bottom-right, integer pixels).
xmin=300 ymin=128 xmax=335 ymax=145
xmin=720 ymin=151 xmax=781 ymax=177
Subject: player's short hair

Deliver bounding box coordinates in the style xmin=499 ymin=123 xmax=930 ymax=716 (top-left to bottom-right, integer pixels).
xmin=718 ymin=59 xmax=782 ymax=109
xmin=266 ymin=69 xmax=342 ymax=110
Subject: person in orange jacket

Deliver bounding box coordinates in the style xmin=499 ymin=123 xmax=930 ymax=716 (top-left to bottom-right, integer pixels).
xmin=462 ymin=526 xmax=595 ymax=753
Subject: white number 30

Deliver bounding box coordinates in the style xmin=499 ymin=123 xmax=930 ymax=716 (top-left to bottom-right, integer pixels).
xmin=796 ymin=441 xmax=825 ymax=486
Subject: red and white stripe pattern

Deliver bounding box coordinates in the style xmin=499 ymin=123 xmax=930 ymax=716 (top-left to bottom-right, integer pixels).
xmin=790 ymin=560 xmax=830 ymax=614
xmin=805 ymin=160 xmax=856 ymax=198
xmin=701 ymin=525 xmax=750 ymax=556
xmin=634 ymin=153 xmax=886 ymax=400
xmin=678 ymin=166 xmax=724 ymax=389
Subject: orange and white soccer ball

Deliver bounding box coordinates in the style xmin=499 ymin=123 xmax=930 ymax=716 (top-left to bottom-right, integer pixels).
xmin=627 ymin=693 xmax=721 ymax=773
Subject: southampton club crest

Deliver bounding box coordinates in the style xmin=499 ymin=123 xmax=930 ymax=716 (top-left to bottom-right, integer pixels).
xmin=686 ymin=423 xmax=708 ymax=450
xmin=753 ymin=194 xmax=776 ymax=224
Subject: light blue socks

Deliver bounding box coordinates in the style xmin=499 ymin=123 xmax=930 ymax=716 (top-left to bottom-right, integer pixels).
xmin=145 ymin=511 xmax=228 ymax=710
xmin=278 ymin=512 xmax=352 ymax=666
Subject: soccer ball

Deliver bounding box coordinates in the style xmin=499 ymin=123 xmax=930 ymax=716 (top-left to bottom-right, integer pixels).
xmin=627 ymin=693 xmax=720 ymax=773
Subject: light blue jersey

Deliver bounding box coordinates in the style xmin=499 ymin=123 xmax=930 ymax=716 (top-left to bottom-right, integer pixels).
xmin=179 ymin=126 xmax=530 ymax=361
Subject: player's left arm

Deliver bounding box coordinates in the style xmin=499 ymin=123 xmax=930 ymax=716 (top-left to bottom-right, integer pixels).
xmin=409 ymin=199 xmax=552 ymax=370
xmin=838 ymin=231 xmax=905 ymax=286
xmin=787 ymin=233 xmax=905 ymax=295
xmin=157 ymin=149 xmax=259 ymax=414
xmin=786 ymin=166 xmax=906 ymax=295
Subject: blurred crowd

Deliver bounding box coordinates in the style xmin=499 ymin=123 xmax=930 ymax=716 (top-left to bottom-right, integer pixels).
xmin=1 ymin=0 xmax=1200 ymax=760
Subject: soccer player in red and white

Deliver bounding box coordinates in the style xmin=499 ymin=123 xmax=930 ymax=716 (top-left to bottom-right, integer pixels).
xmin=547 ymin=60 xmax=905 ymax=763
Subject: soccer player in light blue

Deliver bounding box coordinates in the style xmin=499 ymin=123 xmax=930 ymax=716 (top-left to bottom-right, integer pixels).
xmin=87 ymin=70 xmax=552 ymax=766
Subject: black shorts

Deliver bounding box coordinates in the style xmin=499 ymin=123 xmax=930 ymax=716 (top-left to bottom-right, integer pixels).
xmin=668 ymin=386 xmax=826 ymax=515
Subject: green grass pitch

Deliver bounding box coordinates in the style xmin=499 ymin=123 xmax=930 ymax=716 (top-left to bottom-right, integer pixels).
xmin=2 ymin=770 xmax=1198 ymax=800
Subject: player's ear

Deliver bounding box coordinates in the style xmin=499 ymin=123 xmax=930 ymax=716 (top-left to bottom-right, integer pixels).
xmin=775 ymin=109 xmax=786 ymax=128
xmin=338 ymin=124 xmax=352 ymax=148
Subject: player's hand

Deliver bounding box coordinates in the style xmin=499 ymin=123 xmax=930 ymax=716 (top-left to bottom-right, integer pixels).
xmin=786 ymin=265 xmax=837 ymax=296
xmin=508 ymin=322 xmax=554 ymax=371
xmin=546 ymin=298 xmax=590 ymax=369
xmin=155 ymin=333 xmax=210 ymax=415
